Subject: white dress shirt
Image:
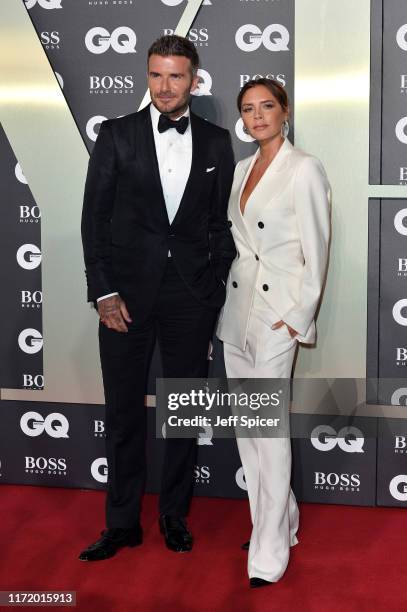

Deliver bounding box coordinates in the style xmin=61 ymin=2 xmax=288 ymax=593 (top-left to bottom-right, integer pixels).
xmin=97 ymin=103 xmax=192 ymax=303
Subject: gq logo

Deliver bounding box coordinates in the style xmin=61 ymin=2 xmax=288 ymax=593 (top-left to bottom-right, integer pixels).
xmin=20 ymin=411 xmax=69 ymax=438
xmin=389 ymin=474 xmax=407 ymax=501
xmin=15 ymin=163 xmax=27 ymax=184
xmin=395 ymin=117 xmax=407 ymax=143
xmin=18 ymin=328 xmax=43 ymax=354
xmin=91 ymin=458 xmax=108 ymax=483
xmin=16 ymin=244 xmax=42 ymax=270
xmin=85 ymin=27 xmax=137 ymax=55
xmin=235 ymin=118 xmax=255 ymax=143
xmin=24 ymin=0 xmax=62 ymax=9
xmin=86 ymin=116 xmax=107 ymax=142
xmin=235 ymin=466 xmax=248 ymax=491
xmin=396 ymin=24 xmax=407 ymax=51
xmin=391 ymin=388 xmax=407 ymax=405
xmin=235 ymin=24 xmax=290 ymax=52
xmin=394 ymin=208 xmax=407 ymax=236
xmin=392 ymin=299 xmax=407 ymax=326
xmin=192 ymin=69 xmax=212 ymax=97
xmin=310 ymin=425 xmax=364 ymax=453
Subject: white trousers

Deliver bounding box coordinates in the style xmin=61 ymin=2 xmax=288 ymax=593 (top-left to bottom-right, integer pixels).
xmin=223 ymin=308 xmax=300 ymax=582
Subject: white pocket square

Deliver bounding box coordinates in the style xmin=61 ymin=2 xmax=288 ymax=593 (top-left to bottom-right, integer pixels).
xmin=206 ymin=167 xmax=215 ymax=173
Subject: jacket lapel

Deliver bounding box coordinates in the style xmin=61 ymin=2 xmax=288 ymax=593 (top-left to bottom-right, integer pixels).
xmin=138 ymin=105 xmax=170 ymax=226
xmin=171 ymin=112 xmax=207 ymax=227
xmin=230 ymin=138 xmax=295 ymax=249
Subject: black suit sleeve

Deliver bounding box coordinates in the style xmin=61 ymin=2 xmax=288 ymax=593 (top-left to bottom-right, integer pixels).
xmin=209 ymin=131 xmax=236 ymax=283
xmin=81 ymin=120 xmax=118 ymax=302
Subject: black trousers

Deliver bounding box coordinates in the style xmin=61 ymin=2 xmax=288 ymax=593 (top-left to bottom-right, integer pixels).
xmin=99 ymin=259 xmax=217 ymax=528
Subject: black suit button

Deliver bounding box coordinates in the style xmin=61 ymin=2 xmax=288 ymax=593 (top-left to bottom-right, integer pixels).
xmin=262 ymin=284 xmax=269 ymax=291
xmin=258 ymin=221 xmax=264 ymax=229
xmin=232 ymin=281 xmax=238 ymax=288
xmin=228 ymin=220 xmax=232 ymax=227
xmin=255 ymin=254 xmax=259 ymax=261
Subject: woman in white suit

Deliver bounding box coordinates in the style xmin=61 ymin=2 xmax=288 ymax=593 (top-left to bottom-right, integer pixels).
xmin=217 ymin=78 xmax=330 ymax=588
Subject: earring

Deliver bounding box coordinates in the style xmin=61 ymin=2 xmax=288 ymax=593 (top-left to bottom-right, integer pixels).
xmin=281 ymin=119 xmax=289 ymax=138
xmin=243 ymin=125 xmax=249 ymax=134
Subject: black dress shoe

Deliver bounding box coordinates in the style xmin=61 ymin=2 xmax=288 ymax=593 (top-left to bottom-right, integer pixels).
xmin=159 ymin=515 xmax=193 ymax=552
xmin=78 ymin=527 xmax=142 ymax=561
xmin=250 ymin=577 xmax=272 ymax=589
xmin=241 ymin=540 xmax=250 ymax=550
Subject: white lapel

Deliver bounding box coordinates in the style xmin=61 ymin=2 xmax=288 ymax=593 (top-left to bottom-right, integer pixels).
xmin=229 ymin=152 xmax=258 ymax=253
xmin=230 ymin=138 xmax=294 ymax=251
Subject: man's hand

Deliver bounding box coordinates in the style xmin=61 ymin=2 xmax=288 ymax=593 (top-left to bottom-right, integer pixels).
xmin=98 ymin=295 xmax=132 ymax=332
xmin=272 ymin=320 xmax=298 ymax=339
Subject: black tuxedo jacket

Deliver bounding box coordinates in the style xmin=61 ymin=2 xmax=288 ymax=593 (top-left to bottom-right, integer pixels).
xmin=81 ymin=105 xmax=236 ymax=318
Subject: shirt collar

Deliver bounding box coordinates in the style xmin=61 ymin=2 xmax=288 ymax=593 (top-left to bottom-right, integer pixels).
xmin=150 ymin=102 xmax=190 ymax=132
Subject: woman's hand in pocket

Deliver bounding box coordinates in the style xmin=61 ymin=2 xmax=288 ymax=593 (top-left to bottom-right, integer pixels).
xmin=271 ymin=320 xmax=298 ymax=338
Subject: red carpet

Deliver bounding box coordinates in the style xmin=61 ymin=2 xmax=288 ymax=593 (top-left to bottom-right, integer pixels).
xmin=1 ymin=485 xmax=406 ymax=611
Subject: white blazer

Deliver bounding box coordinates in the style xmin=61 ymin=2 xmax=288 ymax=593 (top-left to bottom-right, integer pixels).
xmin=216 ymin=138 xmax=331 ymax=350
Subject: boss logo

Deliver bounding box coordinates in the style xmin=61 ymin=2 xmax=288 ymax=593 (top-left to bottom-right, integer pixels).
xmin=24 ymin=0 xmax=62 ymax=9
xmin=163 ymin=28 xmax=209 ymax=46
xmin=22 ymin=374 xmax=44 ymax=389
xmin=314 ymin=471 xmax=360 ymax=489
xmin=18 ymin=328 xmax=43 ymax=354
xmin=89 ymin=75 xmax=134 ymax=93
xmin=235 ymin=24 xmax=290 ymax=52
xmin=91 ymin=458 xmax=108 ymax=483
xmin=389 ymin=474 xmax=407 ymax=501
xmin=394 ymin=436 xmax=407 ymax=453
xmin=94 ymin=420 xmax=105 ymax=437
xmin=25 ymin=456 xmax=67 ymax=474
xmin=21 ymin=291 xmax=42 ymax=308
xmin=85 ymin=27 xmax=137 ymax=54
xmin=398 ymin=259 xmax=407 ymax=276
xmin=16 ymin=244 xmax=42 ymax=270
xmin=194 ymin=465 xmax=210 ymax=483
xmin=240 ymin=73 xmax=286 ymax=88
xmin=310 ymin=425 xmax=364 ymax=453
xmin=20 ymin=411 xmax=69 ymax=438
xmin=40 ymin=31 xmax=60 ymax=48
xmin=20 ymin=205 xmax=41 ymax=223
xmin=396 ymin=348 xmax=407 ymax=365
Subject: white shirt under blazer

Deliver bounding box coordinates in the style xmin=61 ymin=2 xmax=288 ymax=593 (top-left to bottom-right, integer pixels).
xmin=217 ymin=137 xmax=331 ymax=350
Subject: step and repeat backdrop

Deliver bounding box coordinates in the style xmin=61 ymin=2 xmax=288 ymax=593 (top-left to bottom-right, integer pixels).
xmin=0 ymin=0 xmax=406 ymax=508
xmin=368 ymin=0 xmax=407 ymax=506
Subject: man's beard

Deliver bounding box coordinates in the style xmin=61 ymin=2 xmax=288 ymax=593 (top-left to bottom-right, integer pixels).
xmin=152 ymin=94 xmax=190 ymax=117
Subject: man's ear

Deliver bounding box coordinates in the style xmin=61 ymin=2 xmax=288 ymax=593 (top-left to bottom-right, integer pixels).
xmin=190 ymin=73 xmax=200 ymax=95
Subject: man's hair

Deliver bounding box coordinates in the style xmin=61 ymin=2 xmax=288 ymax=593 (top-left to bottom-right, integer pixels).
xmin=148 ymin=35 xmax=200 ymax=75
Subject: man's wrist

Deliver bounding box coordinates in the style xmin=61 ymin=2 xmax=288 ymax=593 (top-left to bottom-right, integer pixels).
xmin=97 ymin=292 xmax=118 ymax=302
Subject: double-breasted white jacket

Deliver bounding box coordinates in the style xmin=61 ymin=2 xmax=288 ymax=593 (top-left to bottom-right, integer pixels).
xmin=217 ymin=138 xmax=331 ymax=350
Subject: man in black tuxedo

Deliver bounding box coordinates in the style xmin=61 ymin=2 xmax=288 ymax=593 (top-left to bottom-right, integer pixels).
xmin=79 ymin=35 xmax=235 ymax=561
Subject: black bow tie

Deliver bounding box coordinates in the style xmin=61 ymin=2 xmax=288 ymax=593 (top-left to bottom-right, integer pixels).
xmin=158 ymin=113 xmax=189 ymax=135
